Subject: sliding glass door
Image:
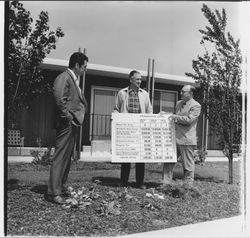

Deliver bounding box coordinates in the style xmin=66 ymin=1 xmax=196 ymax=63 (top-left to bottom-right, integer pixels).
xmin=90 ymin=87 xmax=120 ymax=140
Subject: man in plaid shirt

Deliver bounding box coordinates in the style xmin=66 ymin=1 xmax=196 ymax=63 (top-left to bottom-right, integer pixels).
xmin=114 ymin=70 xmax=153 ymax=189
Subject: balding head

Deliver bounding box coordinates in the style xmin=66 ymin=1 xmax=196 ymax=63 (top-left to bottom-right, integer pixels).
xmin=181 ymin=85 xmax=195 ymax=101
xmin=129 ymin=70 xmax=142 ymax=90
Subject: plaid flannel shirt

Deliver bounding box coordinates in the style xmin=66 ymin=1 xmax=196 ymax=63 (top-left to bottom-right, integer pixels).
xmin=127 ymin=88 xmax=141 ymax=113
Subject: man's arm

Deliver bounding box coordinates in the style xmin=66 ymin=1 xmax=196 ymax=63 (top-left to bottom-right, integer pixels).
xmin=145 ymin=92 xmax=153 ymax=114
xmin=53 ymin=75 xmax=73 ymax=121
xmin=170 ymin=104 xmax=201 ymax=125
xmin=81 ymin=93 xmax=88 ymax=113
xmin=113 ymin=91 xmax=122 ymax=113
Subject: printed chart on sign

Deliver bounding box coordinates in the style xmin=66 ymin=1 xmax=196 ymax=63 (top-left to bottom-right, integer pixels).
xmin=111 ymin=113 xmax=177 ymax=163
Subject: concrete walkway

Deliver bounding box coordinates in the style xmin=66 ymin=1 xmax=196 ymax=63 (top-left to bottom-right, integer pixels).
xmin=119 ymin=215 xmax=249 ymax=238
xmin=8 ymin=155 xmax=241 ymax=163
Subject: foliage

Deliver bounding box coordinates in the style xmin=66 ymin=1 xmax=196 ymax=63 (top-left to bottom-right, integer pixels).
xmin=62 ymin=181 xmax=137 ymax=216
xmin=194 ymin=149 xmax=207 ymax=165
xmin=8 ymin=1 xmax=64 ymax=127
xmin=30 ymin=147 xmax=53 ymax=166
xmin=30 ymin=137 xmax=53 ymax=166
xmin=186 ymin=4 xmax=242 ymax=183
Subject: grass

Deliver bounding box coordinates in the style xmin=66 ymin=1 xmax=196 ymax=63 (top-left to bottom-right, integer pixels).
xmin=7 ymin=161 xmax=241 ymax=236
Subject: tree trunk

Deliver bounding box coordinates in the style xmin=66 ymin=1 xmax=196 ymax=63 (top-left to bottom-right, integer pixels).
xmin=228 ymin=151 xmax=233 ymax=184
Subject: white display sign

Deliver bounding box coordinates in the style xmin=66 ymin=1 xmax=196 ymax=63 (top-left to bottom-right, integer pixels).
xmin=111 ymin=113 xmax=177 ymax=163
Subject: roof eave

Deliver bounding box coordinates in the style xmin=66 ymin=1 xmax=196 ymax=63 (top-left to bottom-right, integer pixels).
xmin=41 ymin=58 xmax=195 ymax=86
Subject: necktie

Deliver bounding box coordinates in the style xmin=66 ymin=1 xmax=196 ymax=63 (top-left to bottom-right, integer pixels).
xmin=180 ymin=102 xmax=186 ymax=111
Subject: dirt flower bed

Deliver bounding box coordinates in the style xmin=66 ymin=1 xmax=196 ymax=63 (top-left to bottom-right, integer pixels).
xmin=7 ymin=162 xmax=241 ymax=236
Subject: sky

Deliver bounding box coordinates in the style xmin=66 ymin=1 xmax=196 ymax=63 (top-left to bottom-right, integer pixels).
xmin=22 ymin=1 xmax=242 ymax=76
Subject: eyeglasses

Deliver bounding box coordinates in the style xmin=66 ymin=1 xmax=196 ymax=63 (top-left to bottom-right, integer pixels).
xmin=80 ymin=64 xmax=87 ymax=71
xmin=181 ymin=90 xmax=190 ymax=93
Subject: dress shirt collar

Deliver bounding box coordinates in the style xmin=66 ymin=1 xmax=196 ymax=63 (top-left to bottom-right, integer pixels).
xmin=67 ymin=68 xmax=78 ymax=81
xmin=183 ymin=98 xmax=193 ymax=104
xmin=127 ymin=86 xmax=141 ymax=93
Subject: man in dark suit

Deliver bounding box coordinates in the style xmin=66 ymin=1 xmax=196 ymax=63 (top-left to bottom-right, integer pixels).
xmin=47 ymin=52 xmax=88 ymax=204
xmin=169 ymin=85 xmax=201 ymax=185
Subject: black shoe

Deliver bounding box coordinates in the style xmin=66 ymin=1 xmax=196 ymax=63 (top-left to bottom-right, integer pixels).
xmin=136 ymin=183 xmax=146 ymax=189
xmin=118 ymin=182 xmax=128 ymax=187
xmin=136 ymin=184 xmax=146 ymax=189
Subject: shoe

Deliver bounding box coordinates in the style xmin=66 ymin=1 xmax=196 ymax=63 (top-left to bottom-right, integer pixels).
xmin=137 ymin=185 xmax=146 ymax=189
xmin=47 ymin=195 xmax=65 ymax=204
xmin=118 ymin=182 xmax=128 ymax=187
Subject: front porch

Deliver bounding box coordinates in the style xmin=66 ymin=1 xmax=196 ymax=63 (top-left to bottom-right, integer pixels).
xmin=8 ymin=140 xmax=231 ymax=163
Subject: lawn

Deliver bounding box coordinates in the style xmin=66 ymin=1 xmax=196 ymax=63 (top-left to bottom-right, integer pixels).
xmin=7 ymin=160 xmax=241 ymax=236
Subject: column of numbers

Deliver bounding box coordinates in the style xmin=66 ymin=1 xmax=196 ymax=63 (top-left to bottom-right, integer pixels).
xmin=140 ymin=120 xmax=152 ymax=160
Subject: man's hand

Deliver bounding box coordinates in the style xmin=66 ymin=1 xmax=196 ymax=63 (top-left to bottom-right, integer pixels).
xmin=168 ymin=114 xmax=178 ymax=122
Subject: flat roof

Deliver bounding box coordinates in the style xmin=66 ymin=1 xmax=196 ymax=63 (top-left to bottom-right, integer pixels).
xmin=41 ymin=58 xmax=195 ymax=86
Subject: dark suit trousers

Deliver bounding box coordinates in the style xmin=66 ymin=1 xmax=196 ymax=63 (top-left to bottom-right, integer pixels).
xmin=48 ymin=123 xmax=77 ymax=196
xmin=121 ymin=163 xmax=145 ymax=186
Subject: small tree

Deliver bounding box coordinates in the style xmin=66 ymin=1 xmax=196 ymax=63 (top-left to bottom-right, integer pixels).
xmin=8 ymin=1 xmax=64 ymax=127
xmin=186 ymin=4 xmax=242 ymax=184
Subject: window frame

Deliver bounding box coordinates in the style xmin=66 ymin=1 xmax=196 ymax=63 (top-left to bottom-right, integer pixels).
xmin=90 ymin=86 xmax=121 ymax=141
xmin=153 ymin=89 xmax=179 ymax=113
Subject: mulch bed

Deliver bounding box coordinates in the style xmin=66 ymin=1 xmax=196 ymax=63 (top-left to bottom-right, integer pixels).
xmin=7 ymin=162 xmax=241 ymax=236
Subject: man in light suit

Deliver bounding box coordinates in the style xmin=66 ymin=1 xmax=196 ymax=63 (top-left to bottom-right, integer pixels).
xmin=114 ymin=70 xmax=153 ymax=189
xmin=169 ymin=85 xmax=201 ymax=185
xmin=47 ymin=52 xmax=88 ymax=204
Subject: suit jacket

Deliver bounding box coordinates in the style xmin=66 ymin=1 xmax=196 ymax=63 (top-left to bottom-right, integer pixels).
xmin=114 ymin=87 xmax=153 ymax=114
xmin=174 ymin=98 xmax=201 ymax=145
xmin=53 ymin=69 xmax=87 ymax=129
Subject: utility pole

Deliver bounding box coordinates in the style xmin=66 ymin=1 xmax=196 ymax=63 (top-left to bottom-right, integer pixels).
xmin=74 ymin=47 xmax=87 ymax=161
xmin=146 ymin=58 xmax=151 ymax=94
xmin=150 ymin=59 xmax=155 ymax=106
xmin=147 ymin=58 xmax=155 ymax=107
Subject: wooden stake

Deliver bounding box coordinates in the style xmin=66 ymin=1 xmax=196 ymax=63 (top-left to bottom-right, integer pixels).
xmin=162 ymin=163 xmax=175 ymax=184
xmin=150 ymin=59 xmax=155 ymax=107
xmin=74 ymin=47 xmax=87 ymax=161
xmin=146 ymin=58 xmax=151 ymax=93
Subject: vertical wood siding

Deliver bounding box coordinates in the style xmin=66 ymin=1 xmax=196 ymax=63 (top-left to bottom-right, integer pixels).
xmin=20 ymin=94 xmax=56 ymax=147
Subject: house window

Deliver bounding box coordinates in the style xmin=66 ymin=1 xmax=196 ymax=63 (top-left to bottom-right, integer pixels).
xmin=153 ymin=90 xmax=178 ymax=113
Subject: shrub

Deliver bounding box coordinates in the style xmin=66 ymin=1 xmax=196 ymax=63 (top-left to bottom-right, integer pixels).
xmin=30 ymin=147 xmax=53 ymax=166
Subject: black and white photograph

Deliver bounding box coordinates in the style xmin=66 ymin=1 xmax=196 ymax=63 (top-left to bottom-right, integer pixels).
xmin=2 ymin=1 xmax=250 ymax=237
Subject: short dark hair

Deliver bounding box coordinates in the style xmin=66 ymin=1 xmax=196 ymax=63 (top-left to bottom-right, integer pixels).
xmin=68 ymin=52 xmax=88 ymax=69
xmin=129 ymin=70 xmax=140 ymax=79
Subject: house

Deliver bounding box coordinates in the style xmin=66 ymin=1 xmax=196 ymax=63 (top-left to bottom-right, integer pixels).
xmin=12 ymin=57 xmax=222 ymax=156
